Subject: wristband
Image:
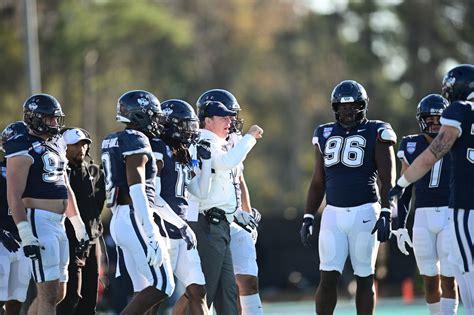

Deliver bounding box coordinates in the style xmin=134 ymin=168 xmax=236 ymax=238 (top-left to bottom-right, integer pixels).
xmin=397 ymin=174 xmax=411 ymax=188
xmin=304 ymin=214 xmax=315 ymax=220
xmin=17 ymin=221 xmax=34 ymax=240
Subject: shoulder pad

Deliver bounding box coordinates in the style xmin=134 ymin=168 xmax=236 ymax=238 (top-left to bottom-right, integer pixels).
xmin=150 ymin=138 xmax=166 ymax=161
xmin=4 ymin=135 xmax=30 ymax=157
xmin=378 ymin=128 xmax=397 ymax=144
xmin=119 ymin=130 xmax=151 ymax=156
xmin=375 ymin=121 xmax=397 ymax=144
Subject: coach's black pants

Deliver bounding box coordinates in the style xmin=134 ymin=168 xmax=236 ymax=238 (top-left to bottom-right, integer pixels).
xmin=57 ymin=243 xmax=99 ymax=315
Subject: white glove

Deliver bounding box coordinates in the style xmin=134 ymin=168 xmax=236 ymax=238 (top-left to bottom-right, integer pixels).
xmin=392 ymin=228 xmax=413 ymax=255
xmin=17 ymin=221 xmax=44 ymax=260
xmin=69 ymin=215 xmax=90 ymax=243
xmin=251 ymin=208 xmax=262 ymax=224
xmin=178 ymin=225 xmax=197 ymax=250
xmin=234 ymin=209 xmax=257 ymax=229
xmin=145 ymin=233 xmax=163 ymax=268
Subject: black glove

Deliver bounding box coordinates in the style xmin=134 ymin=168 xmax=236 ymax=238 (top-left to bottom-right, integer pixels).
xmin=371 ymin=208 xmax=392 ymax=242
xmin=0 ymin=229 xmax=21 ymax=253
xmin=23 ymin=244 xmax=42 ymax=260
xmin=389 ymin=184 xmax=405 ymax=202
xmin=300 ymin=214 xmax=314 ymax=248
xmin=75 ymin=239 xmax=91 ymax=258
xmin=196 ymin=140 xmax=211 ymax=160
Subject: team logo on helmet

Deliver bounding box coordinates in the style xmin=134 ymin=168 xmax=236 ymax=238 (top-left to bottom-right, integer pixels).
xmin=443 ymin=75 xmax=456 ymax=89
xmin=162 ymin=107 xmax=173 ymax=116
xmin=406 ymin=142 xmax=416 ymax=154
xmin=28 ymin=102 xmax=38 ymax=111
xmin=137 ymin=97 xmax=150 ymax=106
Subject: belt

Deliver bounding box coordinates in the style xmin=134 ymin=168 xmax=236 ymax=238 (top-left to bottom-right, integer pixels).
xmin=116 ymin=192 xmax=132 ymax=205
xmin=204 ymin=207 xmax=228 ymax=225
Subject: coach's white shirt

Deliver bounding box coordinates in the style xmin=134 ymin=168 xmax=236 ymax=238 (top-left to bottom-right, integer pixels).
xmin=190 ymin=129 xmax=256 ymax=223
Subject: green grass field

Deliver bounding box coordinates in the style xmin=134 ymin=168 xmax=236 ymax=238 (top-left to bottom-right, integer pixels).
xmin=262 ymin=298 xmax=465 ymax=315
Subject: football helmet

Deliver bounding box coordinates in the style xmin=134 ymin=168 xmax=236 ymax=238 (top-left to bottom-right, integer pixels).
xmin=116 ymin=90 xmax=163 ymax=137
xmin=416 ymin=94 xmax=449 ymax=138
xmin=196 ymin=89 xmax=243 ymax=133
xmin=442 ymin=64 xmax=474 ymax=103
xmin=160 ymin=99 xmax=200 ymax=144
xmin=23 ymin=93 xmax=65 ymax=136
xmin=331 ymin=80 xmax=369 ymax=129
xmin=1 ymin=121 xmax=28 ymax=151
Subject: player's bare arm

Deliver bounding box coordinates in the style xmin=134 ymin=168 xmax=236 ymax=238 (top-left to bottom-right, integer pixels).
xmin=375 ymin=141 xmax=396 ymax=209
xmin=404 ymin=125 xmax=459 ymax=184
xmin=126 ymin=153 xmax=148 ymax=185
xmin=6 ymin=155 xmax=32 ymax=224
xmin=304 ymin=146 xmax=326 ymax=216
xmin=428 ymin=125 xmax=458 ymax=159
xmin=239 ymin=174 xmax=252 ymax=213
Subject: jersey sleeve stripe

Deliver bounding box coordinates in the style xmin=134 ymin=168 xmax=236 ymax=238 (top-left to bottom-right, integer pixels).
xmin=122 ymin=148 xmax=152 ymax=157
xmin=153 ymin=152 xmax=163 ymax=161
xmin=440 ymin=117 xmax=463 ymax=137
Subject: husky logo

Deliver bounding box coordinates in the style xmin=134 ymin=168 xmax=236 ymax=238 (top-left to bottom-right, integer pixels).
xmin=407 ymin=142 xmax=416 ymax=154
xmin=28 ymin=101 xmax=38 ymax=111
xmin=3 ymin=127 xmax=13 ymax=140
xmin=443 ymin=75 xmax=456 ymax=89
xmin=137 ymin=97 xmax=150 ymax=107
xmin=323 ymin=127 xmax=333 ymax=138
xmin=162 ymin=107 xmax=173 ymax=117
xmin=471 ymin=124 xmax=474 ymax=135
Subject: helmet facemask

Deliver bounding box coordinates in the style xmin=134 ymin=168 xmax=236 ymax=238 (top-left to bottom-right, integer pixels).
xmin=127 ymin=109 xmax=163 ymax=138
xmin=418 ymin=114 xmax=441 ymax=138
xmin=24 ymin=111 xmax=65 ymax=136
xmin=165 ymin=117 xmax=200 ymax=145
xmin=230 ymin=112 xmax=244 ymax=134
xmin=332 ymin=101 xmax=366 ymax=129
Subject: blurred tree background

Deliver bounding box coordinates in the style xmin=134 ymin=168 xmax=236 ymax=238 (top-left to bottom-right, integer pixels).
xmin=1 ymin=0 xmax=473 ymax=303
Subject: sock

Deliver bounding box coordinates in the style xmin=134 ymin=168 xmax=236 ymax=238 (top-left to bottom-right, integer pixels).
xmin=240 ymin=294 xmax=263 ymax=315
xmin=427 ymin=302 xmax=441 ymax=315
xmin=440 ymin=297 xmax=458 ymax=315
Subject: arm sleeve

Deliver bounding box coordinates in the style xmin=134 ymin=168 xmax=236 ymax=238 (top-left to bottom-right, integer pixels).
xmin=396 ymin=184 xmax=413 ymax=229
xmin=211 ymin=134 xmax=256 ymax=170
xmin=187 ymin=159 xmax=212 ymax=198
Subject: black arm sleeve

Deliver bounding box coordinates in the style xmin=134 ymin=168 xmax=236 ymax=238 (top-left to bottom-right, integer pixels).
xmin=397 ymin=184 xmax=413 ymax=229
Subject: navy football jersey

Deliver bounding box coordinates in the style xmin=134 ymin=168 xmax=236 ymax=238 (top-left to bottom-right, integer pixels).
xmin=397 ymin=134 xmax=450 ymax=208
xmin=0 ymin=160 xmax=18 ymax=235
xmin=440 ymin=100 xmax=474 ymax=210
xmin=101 ymin=129 xmax=157 ymax=207
xmin=150 ymin=138 xmax=192 ymax=239
xmin=313 ymin=120 xmax=396 ymax=207
xmin=4 ymin=133 xmax=68 ymax=199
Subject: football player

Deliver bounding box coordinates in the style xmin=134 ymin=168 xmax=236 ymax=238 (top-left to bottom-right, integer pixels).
xmin=196 ymin=89 xmax=264 ymax=315
xmin=5 ymin=94 xmax=89 ymax=314
xmin=301 ymin=80 xmax=397 ymax=315
xmin=390 ymin=64 xmax=474 ymax=315
xmin=149 ymin=99 xmax=211 ymax=315
xmin=393 ymin=94 xmax=458 ymax=315
xmin=0 ymin=121 xmax=31 ymax=315
xmin=101 ymin=90 xmax=174 ymax=314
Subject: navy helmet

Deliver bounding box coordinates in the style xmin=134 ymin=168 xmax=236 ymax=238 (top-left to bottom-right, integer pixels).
xmin=23 ymin=93 xmax=65 ymax=136
xmin=416 ymin=94 xmax=449 ymax=138
xmin=330 ymin=80 xmax=369 ymax=129
xmin=116 ymin=90 xmax=163 ymax=137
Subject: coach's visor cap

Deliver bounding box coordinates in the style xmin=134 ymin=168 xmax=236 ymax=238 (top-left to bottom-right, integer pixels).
xmin=204 ymin=101 xmax=237 ymax=118
xmin=63 ymin=128 xmax=92 ymax=145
